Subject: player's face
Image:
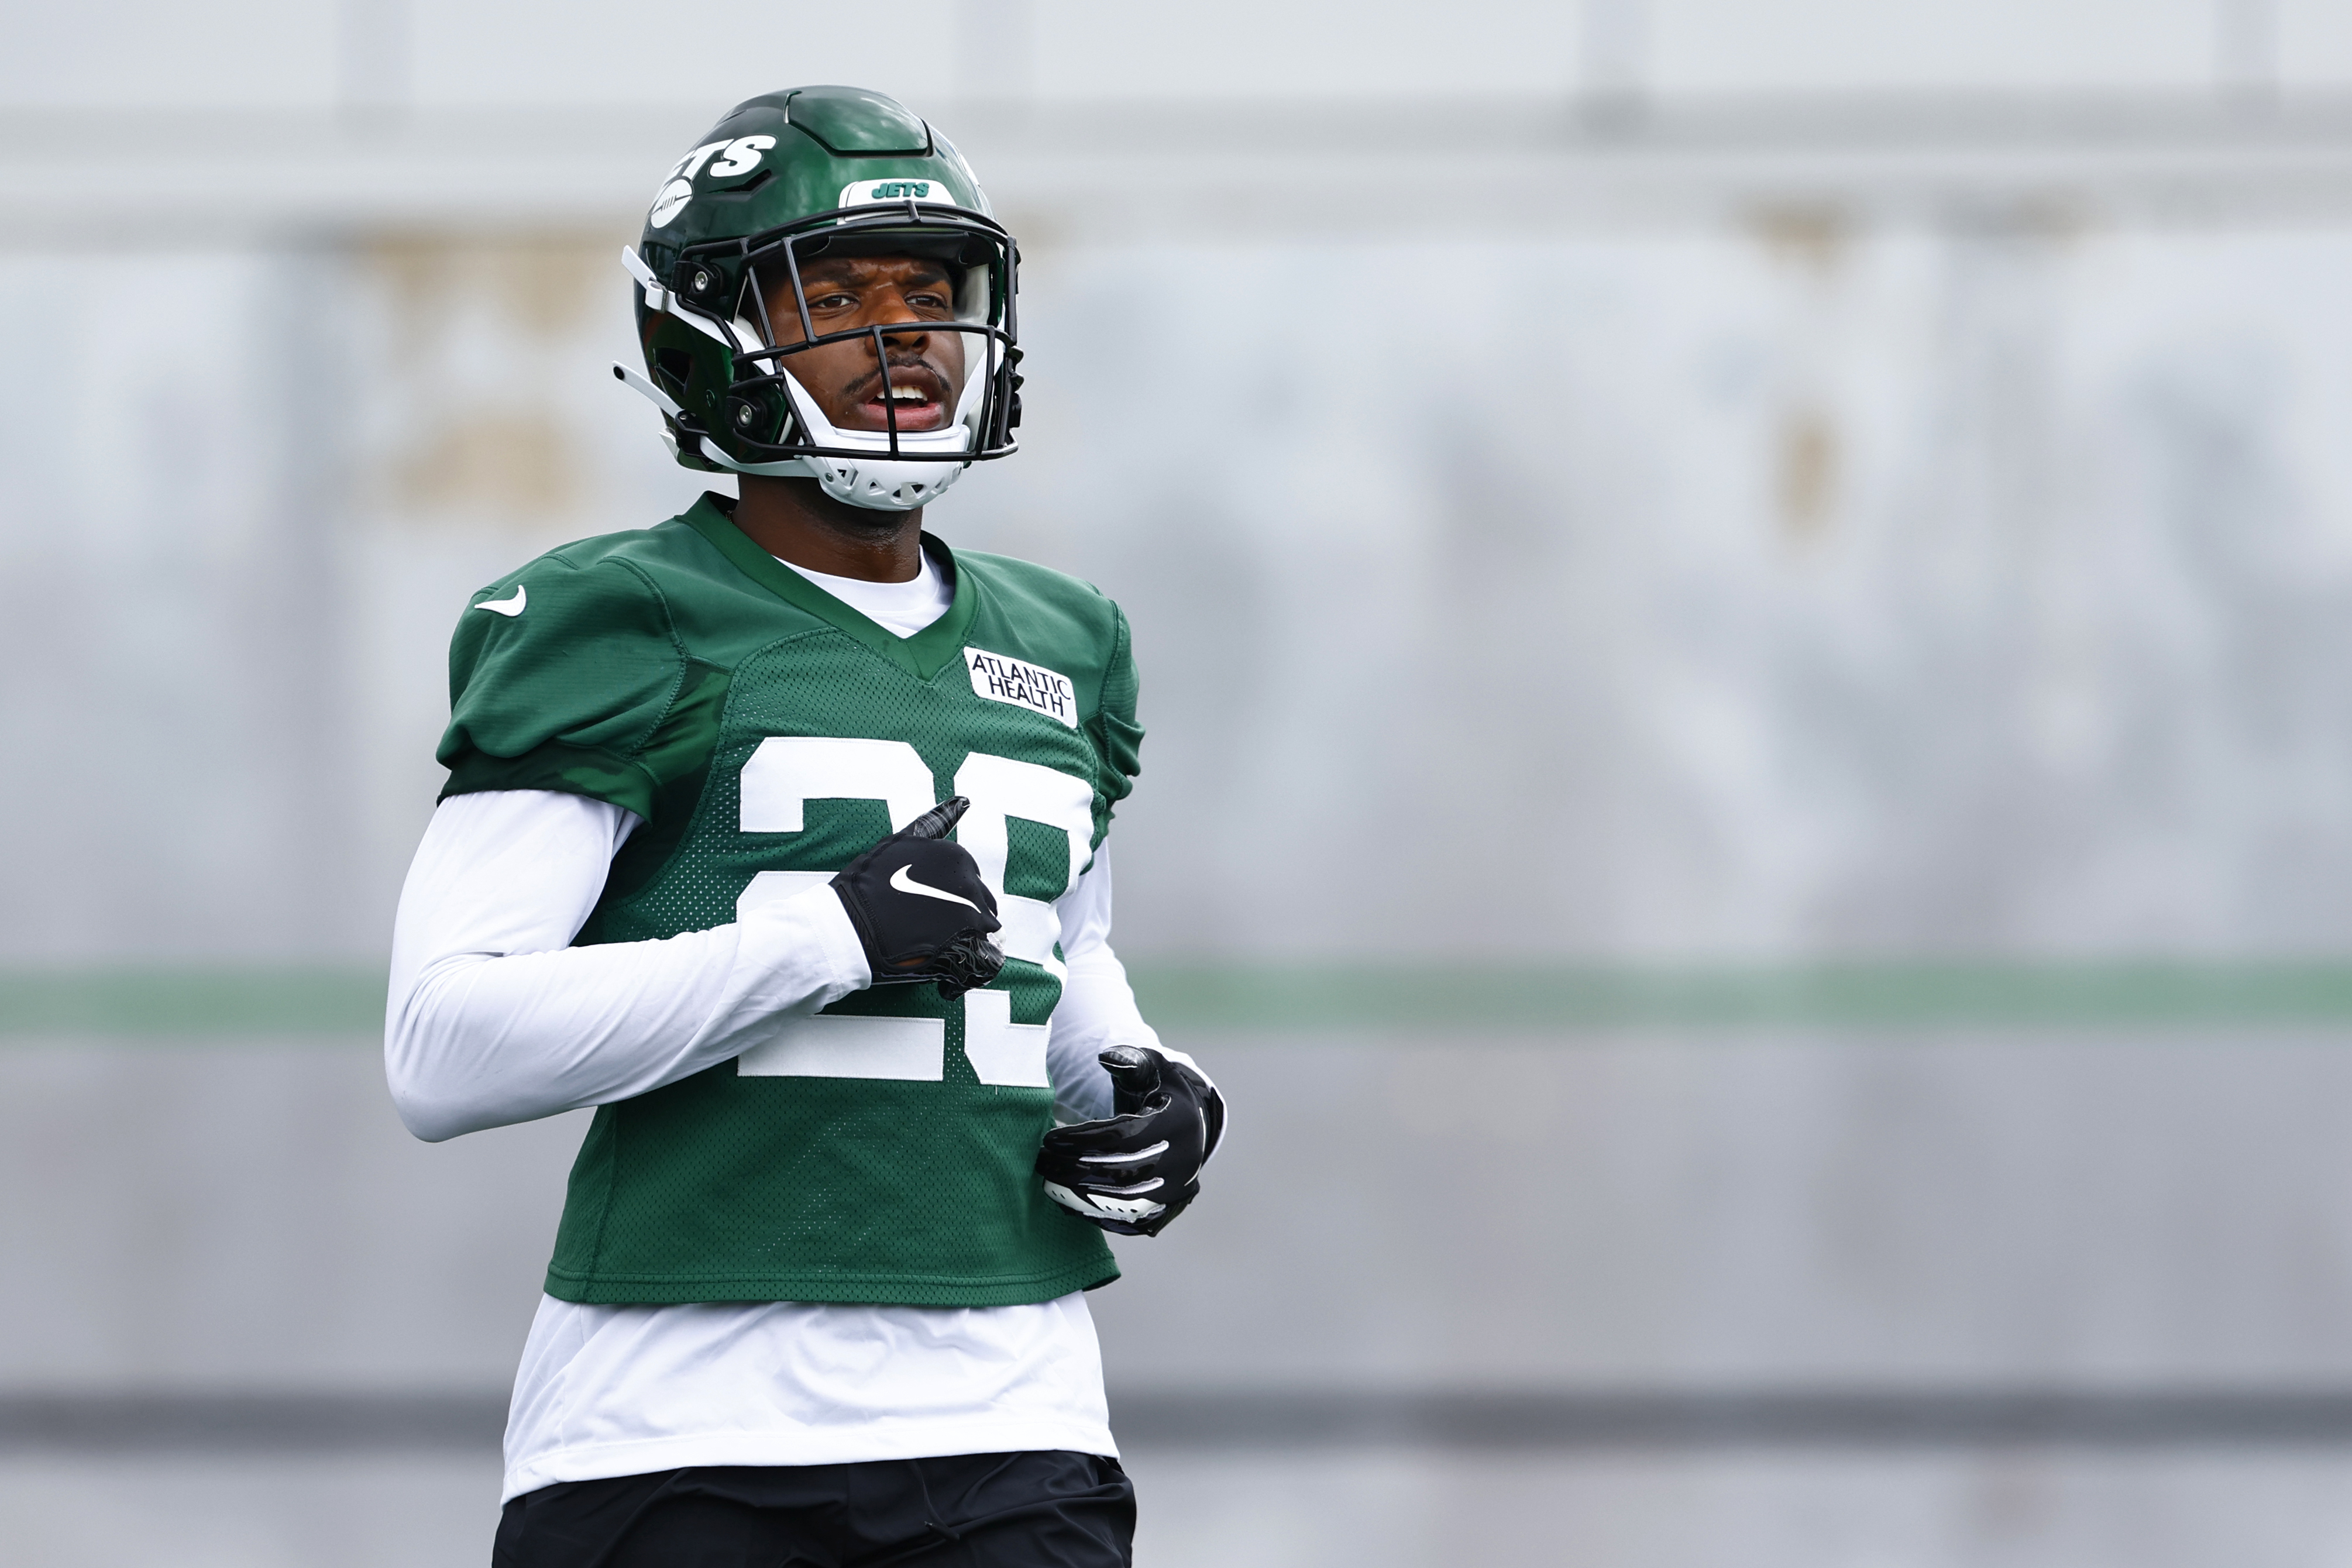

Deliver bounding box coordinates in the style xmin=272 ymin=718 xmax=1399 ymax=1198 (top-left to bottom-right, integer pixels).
xmin=759 ymin=254 xmax=966 ymax=435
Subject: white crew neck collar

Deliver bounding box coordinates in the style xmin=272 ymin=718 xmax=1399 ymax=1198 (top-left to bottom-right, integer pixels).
xmin=771 ymin=547 xmax=953 ymax=639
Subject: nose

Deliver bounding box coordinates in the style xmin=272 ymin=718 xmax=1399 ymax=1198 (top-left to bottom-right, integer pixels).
xmin=869 ymin=287 xmax=930 ymax=345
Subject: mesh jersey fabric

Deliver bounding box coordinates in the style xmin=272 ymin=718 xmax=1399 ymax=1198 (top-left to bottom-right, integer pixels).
xmin=385 ymin=792 xmax=1147 ymax=1496
xmin=439 ymin=494 xmax=1141 ymax=1308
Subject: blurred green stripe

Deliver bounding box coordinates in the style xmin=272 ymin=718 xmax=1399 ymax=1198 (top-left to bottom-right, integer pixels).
xmin=1130 ymin=964 xmax=2352 ymax=1032
xmin=9 ymin=962 xmax=2352 ymax=1039
xmin=0 ymin=971 xmax=388 ymax=1036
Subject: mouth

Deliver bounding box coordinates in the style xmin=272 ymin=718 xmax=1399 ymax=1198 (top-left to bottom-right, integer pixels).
xmin=852 ymin=366 xmax=952 ymax=433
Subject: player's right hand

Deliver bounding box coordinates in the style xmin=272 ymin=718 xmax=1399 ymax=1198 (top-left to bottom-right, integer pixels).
xmin=830 ymin=797 xmax=1006 ymax=1000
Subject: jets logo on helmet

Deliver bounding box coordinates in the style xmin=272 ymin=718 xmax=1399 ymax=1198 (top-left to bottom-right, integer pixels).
xmin=611 ymin=85 xmax=1022 ymax=513
xmin=841 ymin=179 xmax=936 ymax=207
xmin=648 ymin=135 xmax=778 ymax=228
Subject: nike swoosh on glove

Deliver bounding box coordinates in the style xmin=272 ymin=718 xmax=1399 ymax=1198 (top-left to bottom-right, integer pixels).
xmin=1036 ymin=1046 xmax=1226 ymax=1237
xmin=831 ymin=796 xmax=1005 ymax=1000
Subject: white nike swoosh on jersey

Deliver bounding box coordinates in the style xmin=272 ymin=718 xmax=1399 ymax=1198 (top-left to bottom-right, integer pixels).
xmin=890 ymin=862 xmax=981 ymax=911
xmin=474 ymin=586 xmax=526 ymax=616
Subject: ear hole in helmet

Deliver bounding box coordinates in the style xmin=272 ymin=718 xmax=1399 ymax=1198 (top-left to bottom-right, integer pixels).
xmin=652 ymin=349 xmax=693 ymax=400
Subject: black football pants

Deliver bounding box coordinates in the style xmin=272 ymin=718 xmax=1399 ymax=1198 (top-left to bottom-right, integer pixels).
xmin=491 ymin=1450 xmax=1134 ymax=1568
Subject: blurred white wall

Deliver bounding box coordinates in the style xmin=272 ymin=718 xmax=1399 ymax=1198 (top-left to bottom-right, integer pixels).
xmin=9 ymin=1 xmax=2352 ymax=962
xmin=15 ymin=1 xmax=2352 ymax=109
xmin=16 ymin=11 xmax=2352 ymax=1568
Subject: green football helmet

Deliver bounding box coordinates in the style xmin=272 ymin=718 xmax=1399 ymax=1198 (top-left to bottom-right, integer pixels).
xmin=614 ymin=86 xmax=1020 ymax=511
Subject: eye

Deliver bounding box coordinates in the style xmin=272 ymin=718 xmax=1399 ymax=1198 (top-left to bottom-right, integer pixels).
xmin=808 ymin=290 xmax=857 ymax=311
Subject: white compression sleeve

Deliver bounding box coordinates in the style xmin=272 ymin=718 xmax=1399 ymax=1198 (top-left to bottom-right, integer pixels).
xmin=1049 ymin=844 xmax=1202 ymax=1125
xmin=384 ymin=790 xmax=870 ymax=1142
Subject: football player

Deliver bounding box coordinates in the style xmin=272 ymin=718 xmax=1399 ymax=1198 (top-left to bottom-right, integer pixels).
xmin=383 ymin=85 xmax=1223 ymax=1567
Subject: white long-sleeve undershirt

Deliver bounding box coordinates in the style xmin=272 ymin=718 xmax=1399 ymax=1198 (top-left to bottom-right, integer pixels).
xmin=386 ymin=791 xmax=1158 ymax=1144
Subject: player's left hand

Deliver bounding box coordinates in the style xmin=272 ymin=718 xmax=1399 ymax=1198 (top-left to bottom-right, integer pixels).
xmin=1036 ymin=1046 xmax=1225 ymax=1237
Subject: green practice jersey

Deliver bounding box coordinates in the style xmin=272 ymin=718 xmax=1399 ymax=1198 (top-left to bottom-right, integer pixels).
xmin=437 ymin=494 xmax=1140 ymax=1307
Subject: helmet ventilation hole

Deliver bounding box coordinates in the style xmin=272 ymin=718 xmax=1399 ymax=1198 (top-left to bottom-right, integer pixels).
xmin=651 ymin=349 xmax=693 ymax=398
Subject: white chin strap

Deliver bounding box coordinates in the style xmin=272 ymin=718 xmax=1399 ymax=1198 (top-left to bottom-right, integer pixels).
xmin=758 ymin=356 xmax=988 ymax=511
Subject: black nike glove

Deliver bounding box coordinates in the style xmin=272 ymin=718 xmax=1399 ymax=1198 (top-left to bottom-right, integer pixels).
xmin=830 ymin=796 xmax=1005 ymax=1000
xmin=1035 ymin=1046 xmax=1226 ymax=1237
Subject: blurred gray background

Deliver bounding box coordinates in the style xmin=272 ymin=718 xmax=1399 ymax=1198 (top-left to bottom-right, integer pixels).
xmin=11 ymin=1 xmax=2352 ymax=1564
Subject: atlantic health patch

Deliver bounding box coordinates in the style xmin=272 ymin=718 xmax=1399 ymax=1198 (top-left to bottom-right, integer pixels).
xmin=964 ymin=647 xmax=1078 ymax=728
